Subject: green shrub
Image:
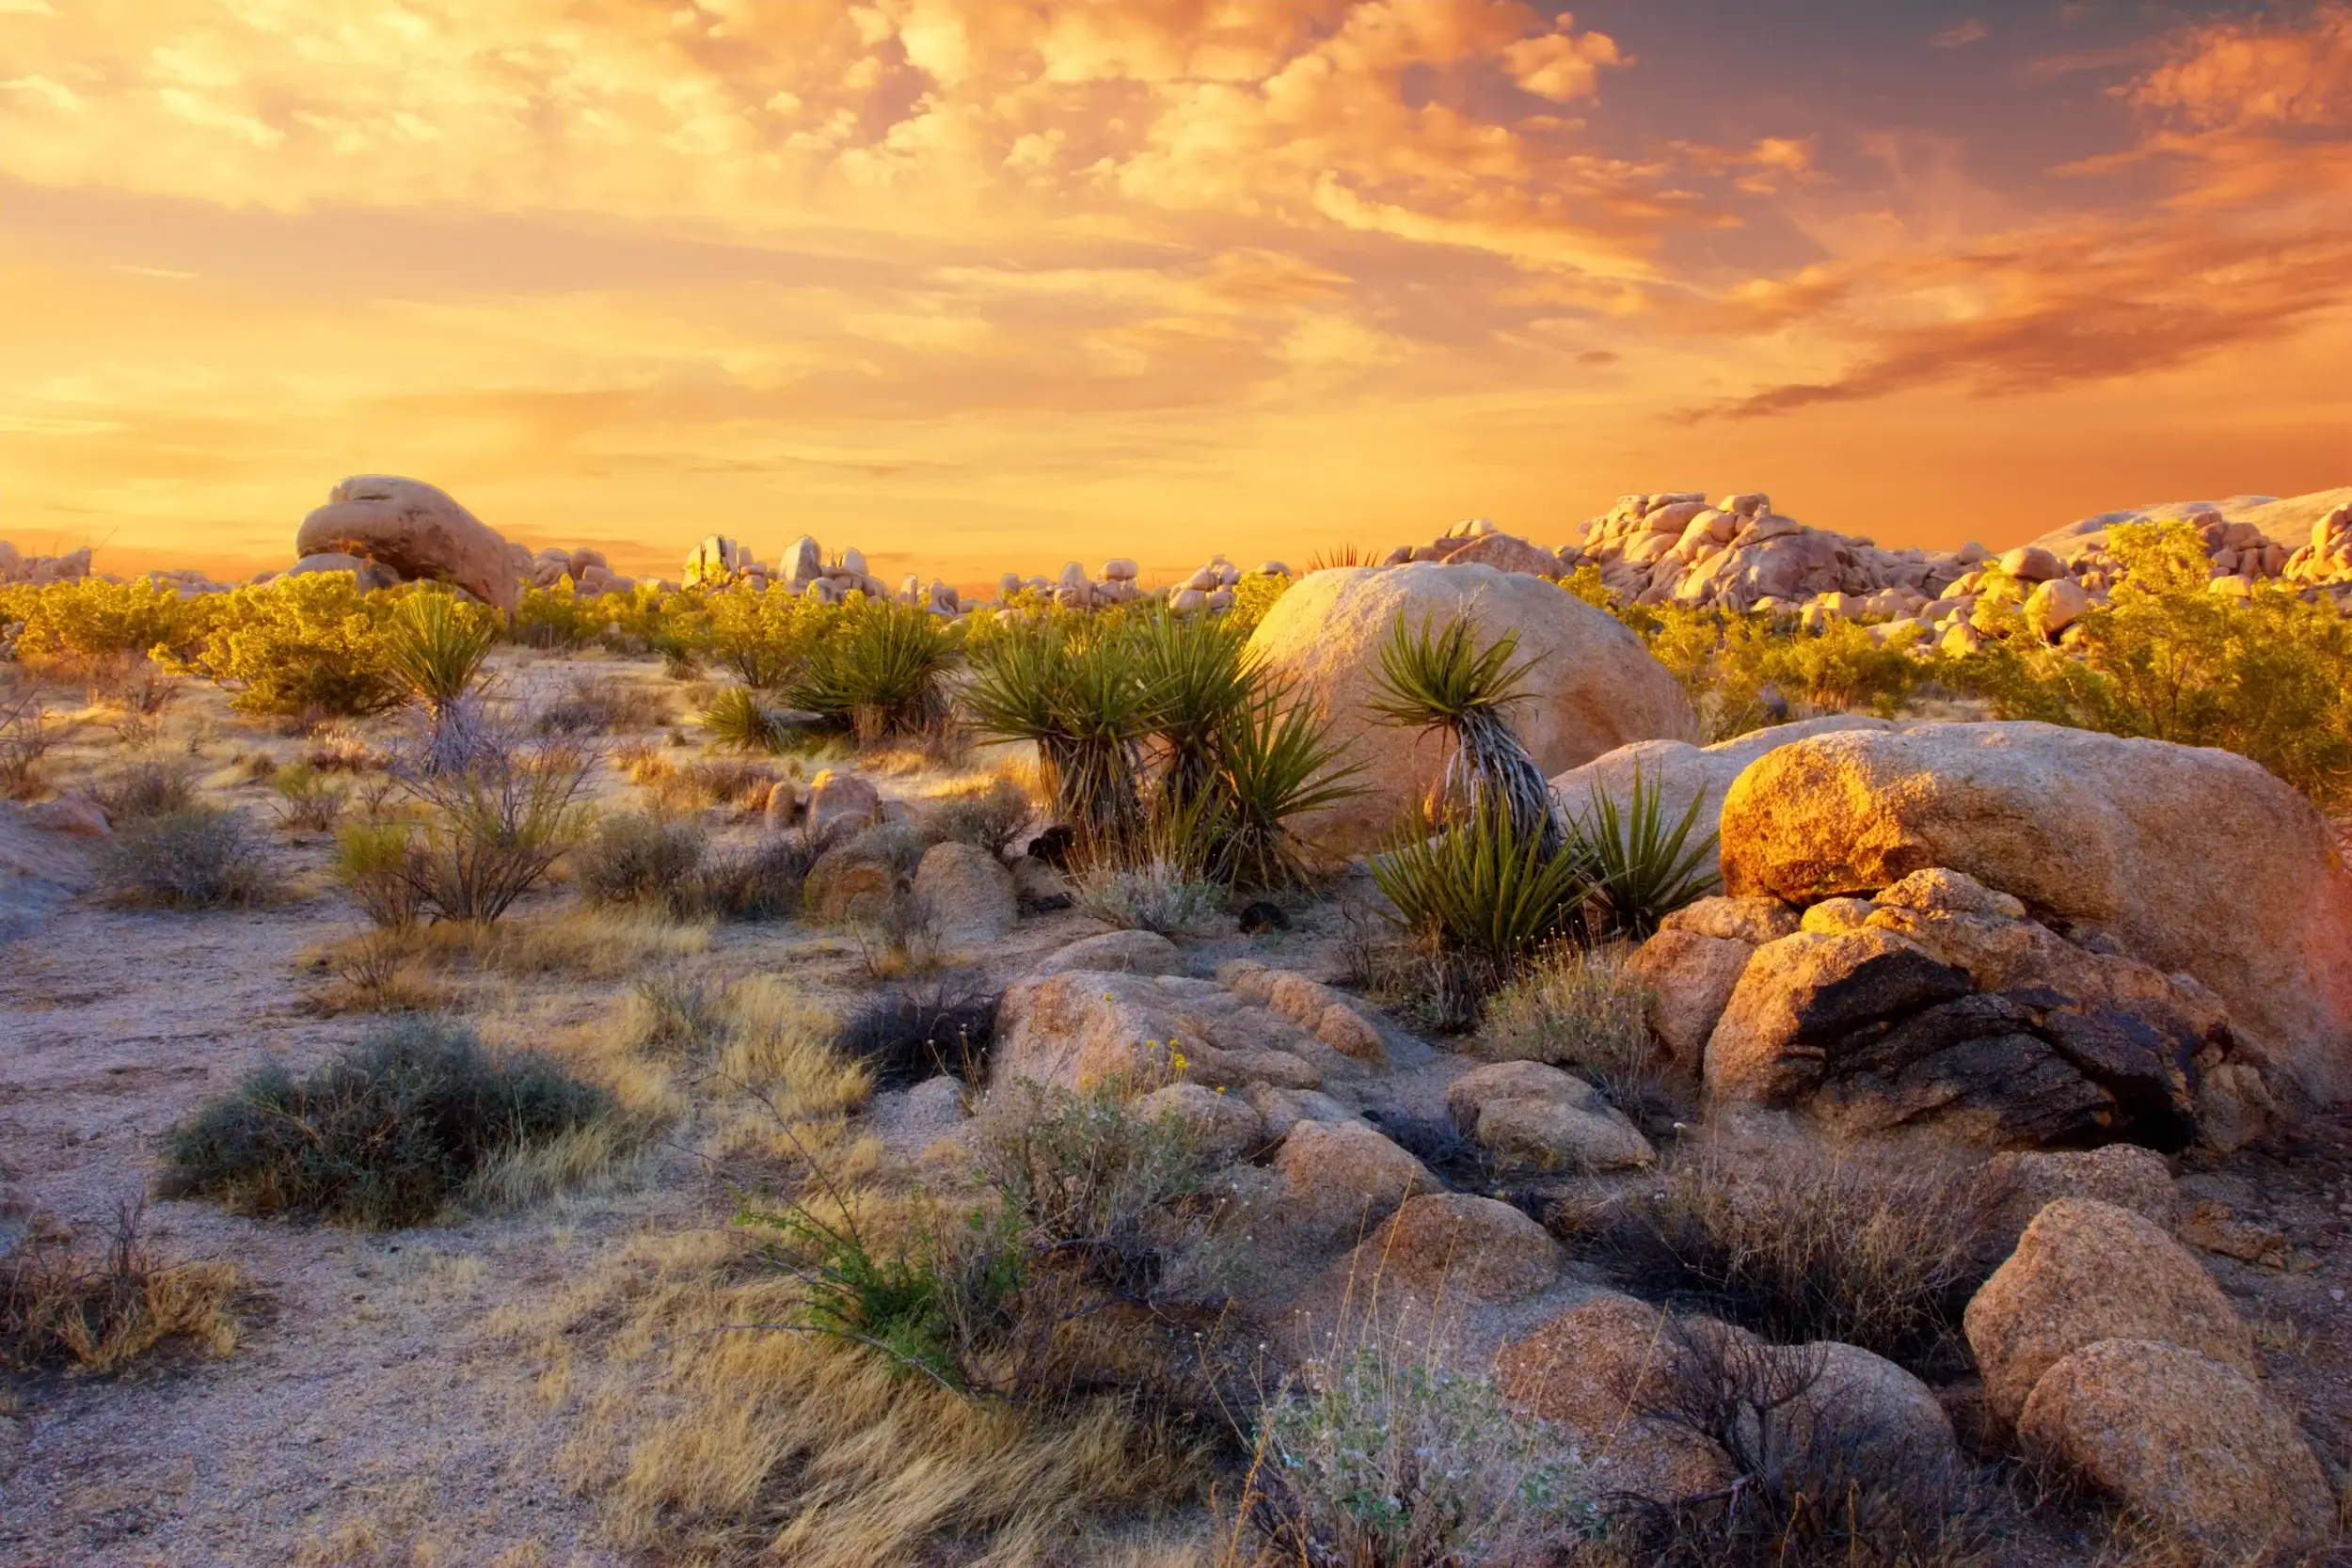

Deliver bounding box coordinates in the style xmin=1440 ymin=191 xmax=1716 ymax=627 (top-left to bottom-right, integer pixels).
xmin=792 ymin=599 xmax=961 ymax=743
xmin=178 ymin=573 xmax=401 ymax=717
xmin=1958 ymin=520 xmax=2352 ymax=808
xmin=270 ymin=761 xmax=350 ymax=832
xmin=1249 ymin=1342 xmax=1592 ymax=1568
xmin=334 ymin=818 xmax=424 ymax=927
xmin=100 ymin=806 xmax=269 ymax=908
xmin=160 ymin=1016 xmax=612 ymax=1227
xmin=1566 ymin=767 xmax=1718 ymax=940
xmin=393 ymin=729 xmax=598 ymax=922
xmin=704 ymin=584 xmax=834 ymax=689
xmin=1628 ymin=607 xmax=1926 ymax=743
xmin=699 ymin=685 xmax=790 ymax=753
xmin=576 ymin=812 xmax=707 ymax=905
xmin=1223 ymin=570 xmax=1291 ymax=634
xmin=1371 ymin=797 xmax=1594 ymax=1025
xmin=1201 ymin=684 xmax=1359 ymax=893
xmin=964 ymin=621 xmax=1151 ymax=847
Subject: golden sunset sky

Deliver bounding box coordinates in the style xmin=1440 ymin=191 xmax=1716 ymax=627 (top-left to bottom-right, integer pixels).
xmin=3 ymin=0 xmax=2348 ymax=588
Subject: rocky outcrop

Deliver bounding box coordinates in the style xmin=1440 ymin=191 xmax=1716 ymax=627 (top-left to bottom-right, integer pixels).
xmin=2017 ymin=1338 xmax=2338 ymax=1564
xmin=1244 ymin=562 xmax=1698 ymax=856
xmin=0 ymin=802 xmax=95 ymax=942
xmin=294 ymin=476 xmax=520 ymax=613
xmin=1716 ymin=722 xmax=2352 ymax=1102
xmin=1963 ymin=1198 xmax=2255 ymax=1439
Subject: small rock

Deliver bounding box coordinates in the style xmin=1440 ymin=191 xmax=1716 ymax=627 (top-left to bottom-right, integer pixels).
xmin=1025 ymin=929 xmax=1182 ymax=979
xmin=1445 ymin=1060 xmax=1654 ymax=1171
xmin=1354 ymin=1193 xmax=1561 ymax=1303
xmin=805 ymin=770 xmax=882 ymax=835
xmin=1268 ymin=1120 xmax=1438 ymax=1249
xmin=1137 ymin=1082 xmax=1264 ymax=1165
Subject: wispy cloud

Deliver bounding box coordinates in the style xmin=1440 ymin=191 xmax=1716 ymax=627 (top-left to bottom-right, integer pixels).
xmin=1931 ymin=19 xmax=1989 ymax=49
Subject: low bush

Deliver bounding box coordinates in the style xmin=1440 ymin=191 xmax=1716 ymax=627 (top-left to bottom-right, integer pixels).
xmin=0 ymin=1199 xmax=238 ymax=1374
xmin=388 ymin=725 xmax=600 ymax=923
xmin=100 ymin=805 xmax=270 ymax=908
xmin=698 ymin=685 xmax=791 ymax=753
xmin=176 ymin=572 xmax=402 ymax=718
xmin=836 ymin=982 xmax=999 ymax=1089
xmin=160 ymin=1016 xmax=614 ymax=1227
xmin=575 ymin=812 xmax=707 ymax=905
xmin=92 ymin=756 xmax=197 ymax=823
xmin=1601 ymin=1139 xmax=2010 ymax=1374
xmin=306 ymin=927 xmax=451 ymax=1014
xmin=914 ymin=776 xmax=1031 ymax=856
xmin=644 ymin=754 xmax=780 ymax=815
xmin=627 ymin=967 xmax=729 ymax=1055
xmin=269 ymin=761 xmax=350 ymax=832
xmin=3 ymin=576 xmax=215 ymax=687
xmin=1629 ymin=606 xmax=1926 ymax=744
xmin=334 ymin=818 xmax=425 ymax=927
xmin=0 ymin=684 xmax=52 ymax=799
xmin=682 ymin=832 xmax=830 ymax=921
xmin=1071 ymin=855 xmax=1225 ymax=935
xmin=1594 ymin=1316 xmax=2000 ymax=1567
xmin=534 ymin=673 xmax=671 ymax=735
xmin=1247 ymin=1338 xmax=1594 ymax=1568
xmin=793 ymin=599 xmax=961 ymax=744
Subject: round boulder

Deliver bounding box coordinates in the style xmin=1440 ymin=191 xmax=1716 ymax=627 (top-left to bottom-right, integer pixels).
xmin=294 ymin=476 xmax=519 ymax=612
xmin=1246 ymin=562 xmax=1697 ymax=856
xmin=1356 ymin=1193 xmax=1561 ymax=1303
xmin=911 ymin=841 xmax=1016 ymax=945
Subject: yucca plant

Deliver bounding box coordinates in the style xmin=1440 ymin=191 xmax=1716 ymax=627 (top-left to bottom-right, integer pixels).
xmin=1135 ymin=609 xmax=1253 ymax=814
xmin=700 ymin=686 xmax=787 ymax=753
xmin=793 ymin=600 xmax=961 ymax=743
xmin=382 ymin=591 xmax=495 ymax=719
xmin=1371 ymin=796 xmax=1594 ymax=1025
xmin=1368 ymin=611 xmax=1561 ymax=853
xmin=962 ymin=622 xmax=1150 ymax=849
xmin=1570 ymin=766 xmax=1719 ymax=940
xmin=1211 ymin=686 xmax=1360 ymax=892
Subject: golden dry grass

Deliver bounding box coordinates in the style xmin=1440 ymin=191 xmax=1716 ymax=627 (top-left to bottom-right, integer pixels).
xmin=501 ymin=1227 xmax=1211 ymax=1568
xmin=0 ymin=1209 xmax=240 ymax=1374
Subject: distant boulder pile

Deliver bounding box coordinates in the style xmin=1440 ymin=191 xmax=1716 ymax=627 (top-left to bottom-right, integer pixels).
xmin=0 ymin=542 xmax=93 ymax=588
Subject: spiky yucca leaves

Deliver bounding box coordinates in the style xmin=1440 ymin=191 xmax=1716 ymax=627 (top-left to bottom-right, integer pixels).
xmin=1135 ymin=610 xmax=1253 ymax=814
xmin=1210 ymin=686 xmax=1360 ymax=892
xmin=793 ymin=600 xmax=961 ymax=743
xmin=1372 ymin=796 xmax=1594 ymax=1025
xmin=1570 ymin=765 xmax=1720 ymax=940
xmin=382 ymin=590 xmax=496 ymax=717
xmin=963 ymin=622 xmax=1150 ymax=849
xmin=700 ymin=686 xmax=788 ymax=753
xmin=1368 ymin=611 xmax=1561 ymax=853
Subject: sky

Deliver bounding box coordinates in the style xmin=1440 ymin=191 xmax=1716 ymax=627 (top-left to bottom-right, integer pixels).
xmin=2 ymin=0 xmax=2349 ymax=589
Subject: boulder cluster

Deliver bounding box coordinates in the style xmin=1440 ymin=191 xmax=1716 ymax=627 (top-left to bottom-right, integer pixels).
xmin=0 ymin=543 xmax=93 ymax=588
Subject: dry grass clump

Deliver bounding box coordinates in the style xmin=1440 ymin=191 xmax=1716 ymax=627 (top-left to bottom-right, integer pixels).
xmin=1477 ymin=943 xmax=1674 ymax=1119
xmin=1599 ymin=1138 xmax=2010 ymax=1374
xmin=474 ymin=904 xmax=715 ymax=978
xmin=634 ymin=752 xmax=781 ymax=816
xmin=836 ymin=981 xmax=999 ymax=1088
xmin=1073 ymin=855 xmax=1226 ymax=935
xmin=159 ymin=1016 xmax=622 ymax=1227
xmin=534 ymin=673 xmax=670 ymax=736
xmin=99 ymin=804 xmax=271 ymax=908
xmin=91 ymin=754 xmax=198 ymax=821
xmin=303 ymin=927 xmax=457 ymax=1014
xmin=1587 ymin=1316 xmax=2003 ymax=1568
xmin=574 ymin=812 xmax=707 ymax=905
xmin=703 ymin=978 xmax=875 ymax=1163
xmin=914 ymin=773 xmax=1032 ymax=855
xmin=269 ymin=760 xmax=350 ymax=832
xmin=0 ymin=1201 xmax=239 ymax=1374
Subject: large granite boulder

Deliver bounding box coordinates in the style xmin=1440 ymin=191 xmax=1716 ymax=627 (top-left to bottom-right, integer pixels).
xmin=1245 ymin=562 xmax=1697 ymax=856
xmin=1716 ymin=722 xmax=2352 ymax=1102
xmin=294 ymin=476 xmax=519 ymax=613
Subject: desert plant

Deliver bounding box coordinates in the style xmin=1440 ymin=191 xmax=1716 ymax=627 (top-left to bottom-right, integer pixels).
xmin=1212 ymin=684 xmax=1360 ymax=891
xmin=534 ymin=672 xmax=670 ymax=735
xmin=5 ymin=576 xmax=215 ymax=685
xmin=1135 ymin=609 xmax=1253 ymax=813
xmin=381 ymin=589 xmax=496 ymax=718
xmin=1248 ymin=1338 xmax=1593 ymax=1568
xmin=1602 ymin=1139 xmax=2010 ymax=1373
xmin=308 ymin=927 xmax=450 ymax=1013
xmin=854 ymin=887 xmax=946 ymax=979
xmin=0 ymin=684 xmax=52 ymax=799
xmin=836 ymin=982 xmax=1000 ymax=1089
xmin=269 ymin=761 xmax=350 ymax=832
xmin=334 ymin=818 xmax=425 ymax=927
xmin=391 ymin=725 xmax=599 ymax=923
xmin=105 ymin=657 xmax=181 ymax=747
xmin=963 ymin=621 xmax=1151 ymax=848
xmin=699 ymin=685 xmax=791 ymax=753
xmin=1072 ymin=855 xmax=1226 ymax=935
xmin=1369 ymin=611 xmax=1561 ymax=851
xmin=628 ymin=967 xmax=729 ymax=1055
xmin=0 ymin=1199 xmax=238 ymax=1374
xmin=99 ymin=805 xmax=270 ymax=908
xmin=175 ymin=572 xmax=402 ymax=717
xmin=1568 ymin=768 xmax=1719 ymax=940
xmin=682 ymin=832 xmax=831 ymax=921
xmin=703 ymin=583 xmax=833 ymax=689
xmin=92 ymin=755 xmax=196 ymax=822
xmin=914 ymin=776 xmax=1032 ymax=856
xmin=792 ymin=599 xmax=961 ymax=743
xmin=160 ymin=1015 xmax=614 ymax=1227
xmin=1478 ymin=944 xmax=1662 ymax=1107
xmin=1224 ymin=570 xmax=1293 ymax=633
xmin=1371 ymin=797 xmax=1595 ymax=1026
xmin=575 ymin=812 xmax=707 ymax=905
